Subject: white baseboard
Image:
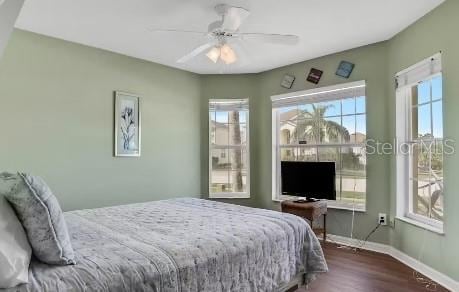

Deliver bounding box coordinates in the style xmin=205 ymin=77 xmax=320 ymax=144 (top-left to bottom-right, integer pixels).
xmin=326 ymin=234 xmax=390 ymax=254
xmin=325 ymin=234 xmax=459 ymax=292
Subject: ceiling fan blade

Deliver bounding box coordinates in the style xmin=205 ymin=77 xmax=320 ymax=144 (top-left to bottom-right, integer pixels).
xmin=149 ymin=29 xmax=207 ymax=35
xmin=177 ymin=42 xmax=214 ymax=63
xmin=221 ymin=6 xmax=250 ymax=32
xmin=235 ymin=33 xmax=299 ymax=45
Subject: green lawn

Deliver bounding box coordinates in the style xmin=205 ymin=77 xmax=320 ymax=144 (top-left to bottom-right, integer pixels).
xmin=340 ymin=170 xmax=366 ymax=178
xmin=340 ymin=191 xmax=366 ymax=204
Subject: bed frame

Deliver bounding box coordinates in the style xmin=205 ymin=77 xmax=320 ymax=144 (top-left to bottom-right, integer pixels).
xmin=279 ymin=273 xmax=306 ymax=292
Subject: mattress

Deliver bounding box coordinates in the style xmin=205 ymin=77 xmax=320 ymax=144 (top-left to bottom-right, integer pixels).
xmin=5 ymin=198 xmax=327 ymax=292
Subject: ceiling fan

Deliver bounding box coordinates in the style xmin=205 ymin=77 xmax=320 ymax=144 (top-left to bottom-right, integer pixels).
xmin=151 ymin=4 xmax=300 ymax=65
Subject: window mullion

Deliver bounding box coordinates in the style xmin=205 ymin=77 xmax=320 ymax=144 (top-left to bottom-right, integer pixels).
xmin=340 ymin=100 xmax=343 ymax=201
xmin=339 ymin=147 xmax=343 ymax=201
xmin=427 ymin=144 xmax=432 ymax=218
xmin=430 ymin=80 xmax=434 ymax=141
xmin=227 ymin=148 xmax=231 ymax=193
xmin=276 ymin=110 xmax=281 ymax=198
xmin=428 ymin=80 xmax=434 ymax=219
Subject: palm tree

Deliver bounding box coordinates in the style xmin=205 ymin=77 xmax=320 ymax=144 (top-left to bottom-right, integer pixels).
xmin=294 ymin=104 xmax=350 ymax=143
xmin=229 ymin=111 xmax=244 ymax=192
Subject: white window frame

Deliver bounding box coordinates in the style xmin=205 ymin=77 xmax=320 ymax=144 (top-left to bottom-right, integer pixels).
xmin=271 ymin=81 xmax=367 ymax=211
xmin=209 ymin=99 xmax=250 ymax=199
xmin=395 ymin=53 xmax=444 ymax=234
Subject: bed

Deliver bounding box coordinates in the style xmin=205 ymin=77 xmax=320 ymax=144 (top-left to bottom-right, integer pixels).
xmin=6 ymin=198 xmax=327 ymax=292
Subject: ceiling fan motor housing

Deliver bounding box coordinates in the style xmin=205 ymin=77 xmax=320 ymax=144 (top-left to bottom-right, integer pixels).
xmin=214 ymin=4 xmax=231 ymax=15
xmin=208 ymin=3 xmax=231 ymax=33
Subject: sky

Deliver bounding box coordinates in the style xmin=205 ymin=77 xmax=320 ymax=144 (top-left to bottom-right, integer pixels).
xmin=417 ymin=75 xmax=443 ymax=138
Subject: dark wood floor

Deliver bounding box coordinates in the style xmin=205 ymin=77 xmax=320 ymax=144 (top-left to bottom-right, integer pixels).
xmin=298 ymin=243 xmax=449 ymax=292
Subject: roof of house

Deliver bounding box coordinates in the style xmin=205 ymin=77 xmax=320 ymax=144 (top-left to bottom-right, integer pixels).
xmin=280 ymin=109 xmax=300 ymax=121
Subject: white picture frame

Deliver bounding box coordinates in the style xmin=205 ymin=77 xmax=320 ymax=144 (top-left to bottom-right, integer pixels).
xmin=281 ymin=74 xmax=296 ymax=89
xmin=114 ymin=91 xmax=141 ymax=157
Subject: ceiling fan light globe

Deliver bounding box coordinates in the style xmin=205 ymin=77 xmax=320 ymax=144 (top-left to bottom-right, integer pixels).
xmin=206 ymin=47 xmax=220 ymax=63
xmin=220 ymin=44 xmax=237 ymax=64
xmin=222 ymin=54 xmax=237 ymax=64
xmin=220 ymin=44 xmax=231 ymax=55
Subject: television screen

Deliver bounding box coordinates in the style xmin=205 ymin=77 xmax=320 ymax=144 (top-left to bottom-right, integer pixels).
xmin=281 ymin=161 xmax=336 ymax=200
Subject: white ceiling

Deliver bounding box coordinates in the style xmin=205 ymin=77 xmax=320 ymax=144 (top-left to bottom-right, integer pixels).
xmin=15 ymin=0 xmax=444 ymax=74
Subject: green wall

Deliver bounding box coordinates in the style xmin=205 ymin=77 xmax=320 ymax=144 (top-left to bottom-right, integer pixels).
xmin=388 ymin=0 xmax=459 ymax=281
xmin=200 ymin=74 xmax=261 ymax=207
xmin=200 ymin=43 xmax=391 ymax=244
xmin=0 ymin=30 xmax=202 ymax=211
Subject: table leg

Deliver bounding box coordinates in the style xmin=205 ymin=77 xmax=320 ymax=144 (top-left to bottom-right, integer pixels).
xmin=323 ymin=214 xmax=327 ymax=242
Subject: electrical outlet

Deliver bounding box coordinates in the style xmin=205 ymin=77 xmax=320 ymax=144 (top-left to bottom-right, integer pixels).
xmin=378 ymin=213 xmax=387 ymax=226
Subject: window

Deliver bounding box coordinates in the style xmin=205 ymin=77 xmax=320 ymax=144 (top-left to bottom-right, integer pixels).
xmin=271 ymin=81 xmax=367 ymax=210
xmin=396 ymin=53 xmax=444 ymax=232
xmin=209 ymin=99 xmax=249 ymax=198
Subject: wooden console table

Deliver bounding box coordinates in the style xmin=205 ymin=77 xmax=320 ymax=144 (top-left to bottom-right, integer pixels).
xmin=281 ymin=200 xmax=327 ymax=241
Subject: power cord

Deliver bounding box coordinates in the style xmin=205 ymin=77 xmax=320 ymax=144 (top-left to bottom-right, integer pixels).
xmin=328 ymin=160 xmax=383 ymax=252
xmin=335 ymin=223 xmax=381 ymax=252
xmin=347 ymin=222 xmax=438 ymax=291
xmin=336 ymin=223 xmax=438 ymax=291
xmin=336 ymin=179 xmax=358 ymax=251
xmin=412 ymin=229 xmax=438 ymax=291
xmin=413 ymin=270 xmax=438 ymax=291
xmin=353 ymin=223 xmax=381 ymax=250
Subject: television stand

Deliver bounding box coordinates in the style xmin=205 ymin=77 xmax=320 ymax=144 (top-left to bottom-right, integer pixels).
xmin=281 ymin=199 xmax=327 ymax=242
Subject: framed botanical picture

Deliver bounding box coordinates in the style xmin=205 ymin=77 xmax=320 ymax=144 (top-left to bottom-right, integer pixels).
xmin=336 ymin=61 xmax=355 ymax=78
xmin=306 ymin=68 xmax=323 ymax=84
xmin=114 ymin=91 xmax=141 ymax=157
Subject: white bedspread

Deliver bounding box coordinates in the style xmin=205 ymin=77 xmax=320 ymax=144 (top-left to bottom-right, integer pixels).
xmin=5 ymin=198 xmax=327 ymax=292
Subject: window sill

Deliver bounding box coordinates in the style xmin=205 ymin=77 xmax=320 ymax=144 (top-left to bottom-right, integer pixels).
xmin=396 ymin=216 xmax=444 ymax=235
xmin=210 ymin=193 xmax=250 ymax=199
xmin=272 ymin=198 xmax=366 ymax=212
xmin=327 ymin=203 xmax=366 ymax=213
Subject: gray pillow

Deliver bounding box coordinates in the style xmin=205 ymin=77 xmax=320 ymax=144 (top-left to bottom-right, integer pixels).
xmin=2 ymin=173 xmax=75 ymax=265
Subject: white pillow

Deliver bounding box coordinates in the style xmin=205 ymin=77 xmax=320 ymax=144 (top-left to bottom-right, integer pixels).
xmin=0 ymin=175 xmax=32 ymax=289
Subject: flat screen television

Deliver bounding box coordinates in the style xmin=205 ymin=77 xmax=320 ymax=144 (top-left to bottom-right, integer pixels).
xmin=281 ymin=161 xmax=336 ymax=201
